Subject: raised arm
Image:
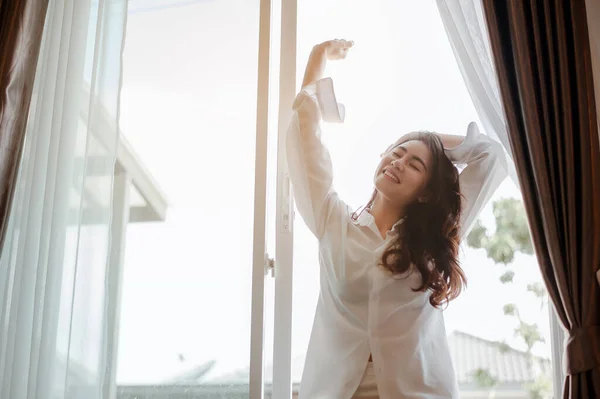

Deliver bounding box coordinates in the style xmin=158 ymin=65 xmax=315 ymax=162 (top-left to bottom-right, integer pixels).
xmin=441 ymin=122 xmax=508 ymax=238
xmin=286 ymin=40 xmax=352 ymax=238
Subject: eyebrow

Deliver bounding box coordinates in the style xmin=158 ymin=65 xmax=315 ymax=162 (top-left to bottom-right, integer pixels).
xmin=397 ymin=146 xmax=428 ymax=172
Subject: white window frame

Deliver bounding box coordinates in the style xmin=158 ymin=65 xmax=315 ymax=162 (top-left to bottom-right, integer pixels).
xmin=250 ymin=0 xmax=298 ymax=396
xmin=271 ymin=0 xmax=297 ymax=398
xmin=249 ymin=0 xmax=274 ymax=397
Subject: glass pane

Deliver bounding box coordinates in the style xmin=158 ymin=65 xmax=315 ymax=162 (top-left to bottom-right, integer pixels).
xmin=116 ymin=1 xmax=261 ymax=397
xmin=292 ymin=1 xmax=554 ymax=398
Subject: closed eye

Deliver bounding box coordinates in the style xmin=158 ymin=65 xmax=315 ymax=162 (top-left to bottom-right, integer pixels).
xmin=397 ymin=145 xmax=428 ymax=172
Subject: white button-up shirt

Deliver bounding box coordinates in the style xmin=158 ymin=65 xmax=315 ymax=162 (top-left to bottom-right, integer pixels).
xmin=286 ymin=78 xmax=507 ymax=399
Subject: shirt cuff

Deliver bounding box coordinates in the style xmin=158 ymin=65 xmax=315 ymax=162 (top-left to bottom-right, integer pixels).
xmin=444 ymin=121 xmax=480 ymax=162
xmin=295 ymin=77 xmax=345 ymax=123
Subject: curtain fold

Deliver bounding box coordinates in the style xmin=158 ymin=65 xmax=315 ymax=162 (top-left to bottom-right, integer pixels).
xmin=0 ymin=0 xmax=50 ymax=250
xmin=0 ymin=0 xmax=128 ymax=398
xmin=586 ymin=0 xmax=600 ymax=295
xmin=481 ymin=1 xmax=600 ymax=398
xmin=585 ymin=0 xmax=600 ymax=147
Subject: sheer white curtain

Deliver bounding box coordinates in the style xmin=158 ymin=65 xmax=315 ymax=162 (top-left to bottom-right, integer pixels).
xmin=0 ymin=0 xmax=127 ymax=398
xmin=436 ymin=0 xmax=518 ymax=185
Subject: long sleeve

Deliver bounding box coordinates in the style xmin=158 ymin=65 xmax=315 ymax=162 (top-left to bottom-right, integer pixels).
xmin=444 ymin=122 xmax=508 ymax=238
xmin=286 ymin=77 xmax=345 ymax=238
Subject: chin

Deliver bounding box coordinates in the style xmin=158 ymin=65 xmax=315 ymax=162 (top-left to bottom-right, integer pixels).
xmin=375 ymin=176 xmax=419 ymax=207
xmin=374 ymin=177 xmax=400 ymax=201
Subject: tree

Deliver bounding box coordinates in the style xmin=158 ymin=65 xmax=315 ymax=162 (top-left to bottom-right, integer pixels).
xmin=466 ymin=198 xmax=551 ymax=399
xmin=471 ymin=368 xmax=498 ymax=399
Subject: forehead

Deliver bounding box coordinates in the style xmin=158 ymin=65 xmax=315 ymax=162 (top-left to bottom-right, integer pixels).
xmin=394 ymin=139 xmax=432 ymax=160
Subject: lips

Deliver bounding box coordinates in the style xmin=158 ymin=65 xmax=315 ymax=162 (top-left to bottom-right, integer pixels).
xmin=383 ymin=168 xmax=400 ymax=184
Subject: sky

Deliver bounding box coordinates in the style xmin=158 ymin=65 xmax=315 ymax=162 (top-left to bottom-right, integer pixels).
xmin=115 ymin=0 xmax=553 ymax=386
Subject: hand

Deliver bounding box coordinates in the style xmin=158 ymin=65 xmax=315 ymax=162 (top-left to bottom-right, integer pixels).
xmin=313 ymin=39 xmax=354 ymax=61
xmin=302 ymin=39 xmax=353 ymax=87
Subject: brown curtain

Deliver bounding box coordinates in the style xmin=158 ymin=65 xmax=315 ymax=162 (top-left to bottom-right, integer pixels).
xmin=0 ymin=0 xmax=49 ymax=248
xmin=482 ymin=1 xmax=600 ymax=398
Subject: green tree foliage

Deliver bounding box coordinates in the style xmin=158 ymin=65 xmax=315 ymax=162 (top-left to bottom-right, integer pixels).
xmin=466 ymin=198 xmax=534 ymax=264
xmin=471 ymin=368 xmax=498 ymax=398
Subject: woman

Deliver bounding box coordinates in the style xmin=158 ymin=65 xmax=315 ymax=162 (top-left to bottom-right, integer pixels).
xmin=286 ymin=39 xmax=507 ymax=398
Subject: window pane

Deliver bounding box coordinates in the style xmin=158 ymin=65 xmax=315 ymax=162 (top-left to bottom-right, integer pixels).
xmin=116 ymin=1 xmax=261 ymax=397
xmin=292 ymin=1 xmax=554 ymax=398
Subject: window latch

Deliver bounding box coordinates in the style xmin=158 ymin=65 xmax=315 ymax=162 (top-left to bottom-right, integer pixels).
xmin=265 ymin=254 xmax=275 ymax=277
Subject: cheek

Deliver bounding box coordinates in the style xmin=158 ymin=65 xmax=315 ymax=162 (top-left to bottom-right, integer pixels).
xmin=406 ymin=172 xmax=429 ymax=193
xmin=373 ymin=158 xmax=389 ymax=178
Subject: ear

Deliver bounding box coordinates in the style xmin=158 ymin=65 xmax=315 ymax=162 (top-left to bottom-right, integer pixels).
xmin=418 ymin=188 xmax=432 ymax=203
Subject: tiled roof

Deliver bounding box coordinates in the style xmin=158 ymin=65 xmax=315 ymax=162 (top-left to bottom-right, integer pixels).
xmin=448 ymin=331 xmax=552 ymax=384
xmin=203 ymin=330 xmax=552 ymax=387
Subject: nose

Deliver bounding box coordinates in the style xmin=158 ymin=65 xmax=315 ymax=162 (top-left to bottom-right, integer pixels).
xmin=392 ymin=159 xmax=404 ymax=171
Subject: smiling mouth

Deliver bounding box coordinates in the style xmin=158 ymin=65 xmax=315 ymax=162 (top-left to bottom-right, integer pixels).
xmin=383 ymin=169 xmax=400 ymax=183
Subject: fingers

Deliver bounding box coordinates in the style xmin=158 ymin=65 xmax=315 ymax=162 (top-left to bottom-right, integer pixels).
xmin=325 ymin=39 xmax=353 ymax=60
xmin=312 ymin=39 xmax=353 ymax=61
xmin=330 ymin=39 xmax=354 ymax=49
xmin=314 ymin=39 xmax=354 ymax=53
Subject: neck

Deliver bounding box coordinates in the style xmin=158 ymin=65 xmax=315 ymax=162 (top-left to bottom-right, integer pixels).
xmin=369 ymin=194 xmax=405 ymax=238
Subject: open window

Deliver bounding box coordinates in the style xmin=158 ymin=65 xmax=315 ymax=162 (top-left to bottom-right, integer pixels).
xmin=113 ymin=1 xmax=563 ymax=398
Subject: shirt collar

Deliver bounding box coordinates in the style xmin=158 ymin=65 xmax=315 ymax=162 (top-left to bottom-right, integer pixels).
xmin=354 ymin=209 xmax=372 ymax=226
xmin=353 ymin=209 xmax=406 ymax=238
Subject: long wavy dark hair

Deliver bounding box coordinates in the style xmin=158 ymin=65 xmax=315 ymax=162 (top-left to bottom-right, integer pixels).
xmin=353 ymin=132 xmax=466 ymax=308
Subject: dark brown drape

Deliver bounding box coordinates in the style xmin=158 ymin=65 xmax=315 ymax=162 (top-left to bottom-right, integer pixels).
xmin=0 ymin=0 xmax=49 ymax=249
xmin=482 ymin=1 xmax=600 ymax=398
